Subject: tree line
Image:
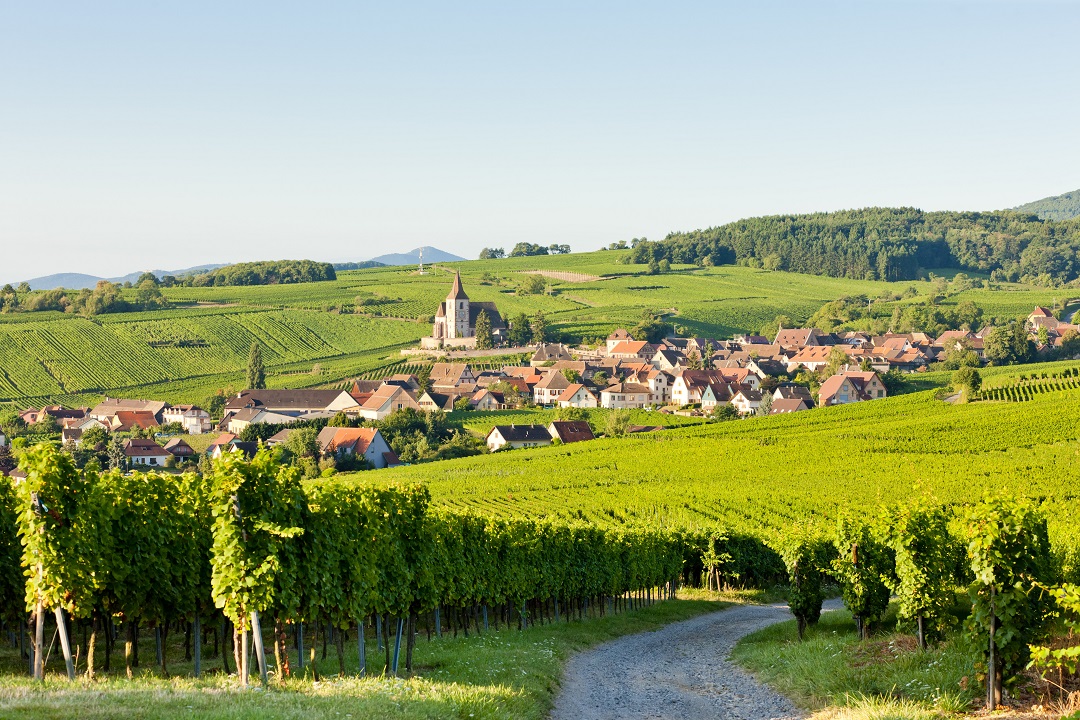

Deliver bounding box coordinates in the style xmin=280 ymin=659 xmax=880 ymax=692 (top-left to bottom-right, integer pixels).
xmin=637 ymin=208 xmax=1080 ymax=285
xmin=168 ymin=260 xmax=337 ymax=287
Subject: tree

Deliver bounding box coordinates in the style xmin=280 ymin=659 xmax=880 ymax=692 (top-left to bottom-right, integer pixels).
xmin=518 ymin=275 xmax=547 ymax=295
xmin=822 ymin=346 xmax=850 ymax=378
xmin=592 ymin=371 xmax=609 ymax=386
xmin=605 ymin=409 xmax=632 ymax=437
xmin=530 ymin=312 xmax=548 ymax=345
xmin=453 ymin=397 xmax=472 ymax=412
xmin=983 ymin=321 xmax=1034 ymax=366
xmin=81 ymin=426 xmax=108 ymax=451
xmin=953 ymin=366 xmax=982 ymax=399
xmin=711 ymin=404 xmax=738 ymax=421
xmin=205 ymin=392 xmax=227 ymax=419
xmin=555 ymin=406 xmax=587 ymax=422
xmin=561 ymin=368 xmax=581 ymax=383
xmin=478 ymin=247 xmax=505 ymax=260
xmin=831 ymin=516 xmax=893 ymax=639
xmin=474 ymin=310 xmax=493 ymax=350
xmin=247 ymin=342 xmax=266 ymax=390
xmin=885 ymin=500 xmax=957 ymax=648
xmin=17 ymin=282 xmax=31 ymax=294
xmin=631 ymin=311 xmax=668 ymax=344
xmin=756 ymin=394 xmax=773 ymax=417
xmin=776 ymin=525 xmax=834 ymax=639
xmin=284 ymin=427 xmax=319 ymax=460
xmin=1060 ymin=328 xmax=1080 ymax=358
xmin=508 ymin=313 xmax=531 ymax=347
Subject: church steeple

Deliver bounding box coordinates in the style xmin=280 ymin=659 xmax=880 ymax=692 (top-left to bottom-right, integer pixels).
xmin=447 ymin=271 xmax=469 ymax=301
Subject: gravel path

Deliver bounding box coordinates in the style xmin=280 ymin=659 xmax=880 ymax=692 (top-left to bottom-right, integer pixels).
xmin=550 ymin=599 xmax=843 ymax=720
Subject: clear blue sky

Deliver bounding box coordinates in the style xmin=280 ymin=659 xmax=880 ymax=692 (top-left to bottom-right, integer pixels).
xmin=2 ymin=1 xmax=1078 ymax=283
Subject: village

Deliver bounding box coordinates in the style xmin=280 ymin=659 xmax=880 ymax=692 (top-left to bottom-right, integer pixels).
xmin=1 ymin=272 xmax=1074 ymax=476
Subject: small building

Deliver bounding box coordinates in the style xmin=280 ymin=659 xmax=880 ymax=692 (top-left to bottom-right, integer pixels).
xmin=163 ymin=438 xmax=196 ymax=458
xmin=770 ymin=398 xmax=810 ymax=415
xmin=818 ymin=371 xmax=887 ymax=407
xmin=162 ymin=405 xmax=213 ymax=434
xmin=123 ymin=438 xmax=171 ymax=467
xmin=547 ymin=421 xmax=595 ymax=444
xmin=730 ymin=387 xmax=763 ymax=415
xmin=607 ymin=341 xmax=655 ymax=361
xmin=469 ymin=388 xmax=504 ymax=411
xmin=530 ymin=343 xmax=574 ymax=366
xmin=600 ymin=382 xmax=656 ymax=409
xmin=316 ymin=427 xmax=396 ymax=469
xmin=486 ymin=424 xmax=553 ymax=452
xmin=358 ymin=384 xmax=421 ymax=421
xmin=108 ymin=410 xmax=160 ymax=433
xmin=533 ymin=371 xmax=572 ymax=406
xmin=224 ymin=409 xmax=298 ymax=435
xmin=557 ymin=383 xmax=599 ymax=409
xmin=429 ymin=363 xmax=476 ymax=390
xmin=606 ymin=329 xmax=634 ymax=352
xmin=417 ymin=391 xmax=458 ymax=412
xmin=90 ymin=398 xmax=169 ymax=423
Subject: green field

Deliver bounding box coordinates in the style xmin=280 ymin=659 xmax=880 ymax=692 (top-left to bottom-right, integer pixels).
xmin=0 ymin=250 xmax=1073 ymax=407
xmin=384 ymin=364 xmax=1080 ymax=572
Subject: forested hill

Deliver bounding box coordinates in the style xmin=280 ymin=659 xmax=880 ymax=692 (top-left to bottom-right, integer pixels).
xmin=1014 ymin=189 xmax=1080 ymax=221
xmin=648 ymin=208 xmax=1080 ymax=284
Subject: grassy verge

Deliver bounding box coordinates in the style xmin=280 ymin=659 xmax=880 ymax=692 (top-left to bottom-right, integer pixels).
xmin=732 ymin=606 xmax=979 ymax=720
xmin=0 ymin=590 xmax=749 ymax=720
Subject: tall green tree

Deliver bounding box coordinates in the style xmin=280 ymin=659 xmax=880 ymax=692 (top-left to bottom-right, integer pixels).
xmin=247 ymin=342 xmax=266 ymax=390
xmin=474 ymin=310 xmax=493 ymax=349
xmin=508 ymin=313 xmax=531 ymax=346
xmin=530 ymin=311 xmax=548 ymax=344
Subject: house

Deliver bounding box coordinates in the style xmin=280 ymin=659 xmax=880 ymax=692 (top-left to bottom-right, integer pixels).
xmin=357 ymin=384 xmax=421 ymax=421
xmin=224 ymin=389 xmax=357 ymax=418
xmin=60 ymin=416 xmax=109 ymax=446
xmin=224 ymin=408 xmax=298 ymax=435
xmin=385 ymin=374 xmax=422 ymax=391
xmin=651 ymin=349 xmax=686 ymax=371
xmin=1027 ymin=306 xmax=1058 ymax=330
xmin=600 ymin=382 xmax=656 ymax=409
xmin=773 ymin=383 xmax=815 ymax=407
xmin=123 ymin=438 xmax=171 ymax=467
xmin=670 ymin=369 xmax=761 ymax=405
xmin=786 ymin=345 xmax=840 ymax=372
xmin=162 ymin=405 xmax=213 ymax=434
xmin=625 ymin=367 xmax=672 ymax=404
xmin=486 ymin=424 xmax=553 ymax=452
xmin=774 ymin=327 xmax=821 ymax=349
xmin=19 ymin=406 xmax=87 ymax=425
xmin=316 ymin=427 xmax=396 ymax=469
xmin=429 ymin=363 xmax=476 ymax=390
xmin=212 ymin=441 xmax=259 ymax=460
xmin=90 ymin=398 xmax=168 ymax=423
xmin=533 ymin=371 xmax=572 ymax=406
xmin=531 ymin=343 xmax=574 ymax=366
xmin=770 ymin=398 xmax=810 ymax=415
xmin=606 ymin=329 xmax=634 ymax=352
xmin=206 ymin=432 xmax=237 ymax=456
xmin=607 ymin=341 xmax=655 ymax=361
xmin=266 ymin=429 xmax=295 ymax=447
xmin=108 ymin=410 xmax=160 ymax=433
xmin=547 ymin=421 xmax=595 ymax=444
xmin=700 ymin=382 xmax=737 ymax=412
xmin=818 ymin=371 xmax=887 ymax=407
xmin=163 ymin=438 xmax=196 ymax=458
xmin=730 ymin=387 xmax=763 ymax=415
xmin=469 ymin=388 xmax=504 ymax=411
xmin=417 ymin=391 xmax=458 ymax=412
xmin=557 ymin=384 xmax=599 ymax=409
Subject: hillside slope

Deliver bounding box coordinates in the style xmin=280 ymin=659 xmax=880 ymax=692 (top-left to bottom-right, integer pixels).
xmin=1014 ymin=188 xmax=1080 ymax=221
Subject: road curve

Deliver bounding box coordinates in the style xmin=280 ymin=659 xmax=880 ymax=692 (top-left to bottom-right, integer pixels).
xmin=549 ymin=600 xmax=839 ymax=720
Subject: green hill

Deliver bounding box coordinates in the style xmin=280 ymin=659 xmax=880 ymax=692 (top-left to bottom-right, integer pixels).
xmin=1014 ymin=188 xmax=1080 ymax=221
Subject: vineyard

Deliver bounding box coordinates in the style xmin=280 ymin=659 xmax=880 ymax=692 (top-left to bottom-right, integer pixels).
xmin=978 ymin=365 xmax=1080 ymax=402
xmin=0 ymin=310 xmax=424 ymax=404
xmin=1 ymin=250 xmax=1074 ymax=407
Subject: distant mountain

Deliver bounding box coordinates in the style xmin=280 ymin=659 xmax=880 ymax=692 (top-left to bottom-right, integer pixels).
xmin=23 ymin=264 xmax=228 ymax=290
xmin=1014 ymin=188 xmax=1080 ymax=221
xmin=369 ymin=246 xmax=464 ymax=266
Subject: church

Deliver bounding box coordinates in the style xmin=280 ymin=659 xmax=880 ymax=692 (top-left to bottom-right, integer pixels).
xmin=422 ymin=271 xmax=505 ymax=349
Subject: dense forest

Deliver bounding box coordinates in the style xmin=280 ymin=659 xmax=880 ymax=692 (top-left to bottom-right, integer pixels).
xmin=639 ymin=208 xmax=1080 ymax=285
xmin=0 ymin=275 xmax=167 ymax=315
xmin=168 ymin=260 xmax=337 ymax=287
xmin=1014 ymin=188 xmax=1080 ymax=222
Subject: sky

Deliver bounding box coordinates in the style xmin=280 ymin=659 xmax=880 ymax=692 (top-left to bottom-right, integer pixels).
xmin=1 ymin=1 xmax=1078 ymax=283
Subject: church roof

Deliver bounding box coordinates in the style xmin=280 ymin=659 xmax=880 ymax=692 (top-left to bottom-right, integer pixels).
xmin=447 ymin=271 xmax=469 ymax=301
xmin=435 ymin=301 xmax=445 ymax=318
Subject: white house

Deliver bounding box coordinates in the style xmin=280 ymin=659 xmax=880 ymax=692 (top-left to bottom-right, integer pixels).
xmin=533 ymin=371 xmax=571 ymax=406
xmin=557 ymin=384 xmax=599 ymax=409
xmin=162 ymin=405 xmax=213 ymax=434
xmin=123 ymin=439 xmax=171 ymax=467
xmin=600 ymin=382 xmax=656 ymax=409
xmin=358 ymin=385 xmax=421 ymax=421
xmin=486 ymin=425 xmax=553 ymax=452
xmin=730 ymin=387 xmax=763 ymax=415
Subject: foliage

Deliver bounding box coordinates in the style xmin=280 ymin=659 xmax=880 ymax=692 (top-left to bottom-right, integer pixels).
xmin=830 ymin=516 xmax=893 ymax=637
xmin=983 ymin=321 xmax=1035 ymax=366
xmin=187 ymin=260 xmax=336 ymax=287
xmin=246 ymin=342 xmax=266 ymax=390
xmin=518 ymin=275 xmax=547 ymax=295
xmin=963 ymin=495 xmax=1055 ymax=696
xmin=208 ymin=448 xmax=305 ymax=629
xmin=776 ymin=525 xmax=835 ymax=639
xmin=952 ymin=366 xmax=982 ymax=398
xmin=1027 ymin=583 xmax=1080 ymax=686
xmin=885 ymin=501 xmax=959 ymax=645
xmin=474 ymin=310 xmax=493 ymax=350
xmin=530 ymin=312 xmax=548 ymax=344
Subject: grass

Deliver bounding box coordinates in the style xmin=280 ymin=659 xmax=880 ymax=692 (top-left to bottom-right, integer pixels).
xmin=0 ymin=590 xmax=746 ymax=720
xmin=732 ymin=605 xmax=979 ymax=719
